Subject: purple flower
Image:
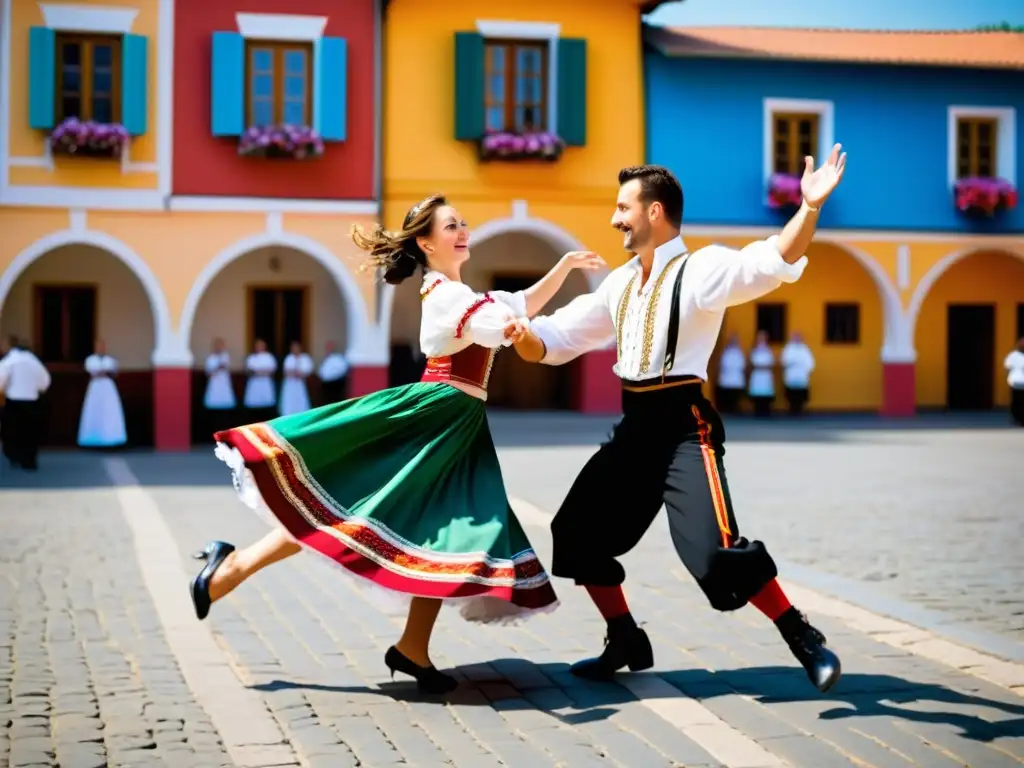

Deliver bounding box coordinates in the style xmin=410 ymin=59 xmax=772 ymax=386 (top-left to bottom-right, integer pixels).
xmin=765 ymin=173 xmax=803 ymax=209
xmin=238 ymin=124 xmax=324 ymax=160
xmin=49 ymin=117 xmax=128 ymax=157
xmin=478 ymin=130 xmax=567 ymax=162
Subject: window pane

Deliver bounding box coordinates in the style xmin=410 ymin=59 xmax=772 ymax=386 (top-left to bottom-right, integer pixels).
xmin=485 ymin=107 xmax=504 ymax=132
xmin=252 ymin=73 xmax=274 ymax=98
xmin=252 ymin=100 xmax=274 ymax=126
xmin=284 ymin=75 xmax=305 ymax=99
xmin=92 ymin=97 xmax=113 ymax=124
xmin=93 ymin=44 xmax=112 ymax=67
xmin=251 ymin=48 xmax=273 ymax=72
xmin=62 ymin=67 xmax=80 ymax=93
xmin=756 ymin=303 xmax=787 ymax=343
xmin=93 ymin=69 xmax=112 ymax=96
xmin=487 ymin=74 xmax=504 ymax=102
xmin=62 ymin=42 xmax=80 ymax=66
xmin=487 ymin=45 xmax=504 ymax=73
xmin=282 ymin=100 xmax=305 ymax=125
xmin=61 ymin=96 xmax=81 ymax=118
xmin=283 ymin=50 xmax=307 ymax=76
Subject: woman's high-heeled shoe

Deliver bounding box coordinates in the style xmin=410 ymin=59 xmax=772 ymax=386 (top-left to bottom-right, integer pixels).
xmin=384 ymin=646 xmax=458 ymax=694
xmin=189 ymin=540 xmax=235 ymax=621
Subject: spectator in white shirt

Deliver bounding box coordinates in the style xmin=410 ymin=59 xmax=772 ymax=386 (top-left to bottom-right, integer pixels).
xmin=0 ymin=338 xmax=52 ymax=470
xmin=1005 ymin=337 xmax=1024 ymax=426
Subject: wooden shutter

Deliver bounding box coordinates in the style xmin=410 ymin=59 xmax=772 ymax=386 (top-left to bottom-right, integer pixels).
xmin=453 ymin=31 xmax=484 ymax=140
xmin=557 ymin=38 xmax=587 ymax=146
xmin=316 ymin=37 xmax=348 ymax=141
xmin=211 ymin=31 xmax=245 ymax=136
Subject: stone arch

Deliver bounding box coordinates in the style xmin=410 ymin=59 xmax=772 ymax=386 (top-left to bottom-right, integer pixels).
xmin=378 ymin=215 xmax=607 ymax=342
xmin=0 ymin=229 xmax=176 ymax=362
xmin=816 ymin=238 xmax=908 ymax=359
xmin=178 ymin=232 xmax=373 ymax=362
xmin=906 ymin=244 xmax=1024 ymax=342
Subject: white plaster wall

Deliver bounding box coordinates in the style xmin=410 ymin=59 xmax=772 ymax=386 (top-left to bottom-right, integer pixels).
xmin=0 ymin=245 xmax=156 ymax=367
xmin=188 ymin=246 xmax=349 ymax=367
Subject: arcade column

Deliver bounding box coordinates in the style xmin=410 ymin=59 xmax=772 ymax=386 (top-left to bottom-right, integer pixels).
xmin=573 ymin=348 xmax=620 ymax=414
xmin=153 ymin=367 xmax=192 ymax=451
xmin=882 ymin=361 xmax=916 ymax=417
xmin=349 ymin=365 xmax=389 ymax=396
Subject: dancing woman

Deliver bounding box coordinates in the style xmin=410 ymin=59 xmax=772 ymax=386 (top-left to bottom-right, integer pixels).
xmin=189 ymin=195 xmax=603 ymax=693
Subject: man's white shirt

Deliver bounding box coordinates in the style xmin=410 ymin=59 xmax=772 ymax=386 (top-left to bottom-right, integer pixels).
xmin=530 ymin=235 xmax=807 ymax=380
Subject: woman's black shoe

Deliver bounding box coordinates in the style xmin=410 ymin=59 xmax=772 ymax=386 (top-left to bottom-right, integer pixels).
xmin=189 ymin=541 xmax=235 ymax=621
xmin=384 ymin=646 xmax=458 ymax=694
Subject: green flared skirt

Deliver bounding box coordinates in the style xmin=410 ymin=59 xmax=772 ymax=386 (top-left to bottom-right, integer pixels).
xmin=214 ymin=381 xmax=558 ymax=622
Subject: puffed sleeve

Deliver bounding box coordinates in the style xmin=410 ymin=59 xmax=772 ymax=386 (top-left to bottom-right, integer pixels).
xmin=420 ymin=281 xmax=518 ymax=353
xmin=85 ymin=355 xmax=100 ymax=374
xmin=105 ymin=356 xmax=118 ymax=373
xmin=204 ymin=355 xmax=219 ymax=375
xmin=299 ymin=354 xmax=314 ymax=375
xmin=489 ymin=289 xmax=527 ymax=318
xmin=529 ymin=273 xmax=616 ymax=366
xmin=691 ymin=236 xmax=807 ymax=313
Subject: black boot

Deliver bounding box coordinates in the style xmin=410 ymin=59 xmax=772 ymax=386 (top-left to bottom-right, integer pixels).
xmin=777 ymin=607 xmax=841 ymax=692
xmin=570 ymin=615 xmax=654 ymax=681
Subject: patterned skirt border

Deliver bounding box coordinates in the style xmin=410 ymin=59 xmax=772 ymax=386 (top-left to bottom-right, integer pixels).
xmin=213 ymin=425 xmax=559 ymax=620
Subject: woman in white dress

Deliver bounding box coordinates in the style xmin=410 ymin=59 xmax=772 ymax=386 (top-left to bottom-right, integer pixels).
xmin=204 ymin=338 xmax=236 ymax=435
xmin=715 ymin=334 xmax=746 ymax=414
xmin=279 ymin=342 xmax=314 ymax=416
xmin=243 ymin=340 xmax=277 ymax=423
xmin=78 ymin=339 xmax=127 ymax=448
xmin=747 ymin=331 xmax=777 ymax=418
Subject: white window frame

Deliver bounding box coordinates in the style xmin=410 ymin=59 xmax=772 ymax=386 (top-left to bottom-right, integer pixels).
xmin=475 ymin=20 xmax=560 ymax=136
xmin=947 ymin=106 xmax=1016 ymax=187
xmin=762 ymin=98 xmax=835 ymax=182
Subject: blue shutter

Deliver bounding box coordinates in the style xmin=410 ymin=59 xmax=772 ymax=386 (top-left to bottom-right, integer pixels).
xmin=29 ymin=26 xmax=56 ymax=130
xmin=453 ymin=32 xmax=484 ymax=140
xmin=121 ymin=34 xmax=148 ymax=134
xmin=211 ymin=31 xmax=244 ymax=136
xmin=315 ymin=36 xmax=347 ymax=141
xmin=557 ymin=38 xmax=587 ymax=146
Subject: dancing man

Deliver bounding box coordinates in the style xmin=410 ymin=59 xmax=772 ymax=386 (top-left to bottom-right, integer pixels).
xmin=509 ymin=147 xmax=847 ymax=692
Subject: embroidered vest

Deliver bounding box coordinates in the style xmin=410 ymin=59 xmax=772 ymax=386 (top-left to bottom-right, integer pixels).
xmin=420 ymin=344 xmax=497 ymax=390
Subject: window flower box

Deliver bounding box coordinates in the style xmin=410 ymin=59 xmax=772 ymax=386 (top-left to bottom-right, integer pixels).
xmin=765 ymin=173 xmax=802 ymax=209
xmin=238 ymin=125 xmax=325 ymax=160
xmin=50 ymin=117 xmax=129 ymax=158
xmin=954 ymin=177 xmax=1018 ymax=217
xmin=478 ymin=131 xmax=566 ymax=162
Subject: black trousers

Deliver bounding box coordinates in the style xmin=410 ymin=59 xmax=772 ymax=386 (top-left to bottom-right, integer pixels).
xmin=785 ymin=387 xmax=809 ymax=415
xmin=2 ymin=399 xmax=42 ymax=469
xmin=1012 ymin=388 xmax=1024 ymax=426
xmin=751 ymin=395 xmax=774 ymax=417
xmin=551 ymin=379 xmax=778 ymax=612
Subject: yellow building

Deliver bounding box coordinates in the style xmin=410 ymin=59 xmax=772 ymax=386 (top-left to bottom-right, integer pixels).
xmin=382 ymin=0 xmax=661 ymax=410
xmin=0 ymin=0 xmax=385 ymax=450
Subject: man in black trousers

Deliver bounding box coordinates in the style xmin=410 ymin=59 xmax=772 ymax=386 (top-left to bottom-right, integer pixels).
xmin=508 ymin=148 xmax=847 ymax=692
xmin=0 ymin=337 xmax=52 ymax=471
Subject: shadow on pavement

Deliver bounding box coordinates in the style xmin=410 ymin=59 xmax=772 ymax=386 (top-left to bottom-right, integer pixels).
xmin=249 ymin=662 xmax=1024 ymax=741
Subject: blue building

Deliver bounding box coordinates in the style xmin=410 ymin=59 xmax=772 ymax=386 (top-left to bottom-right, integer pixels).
xmin=644 ymin=25 xmax=1024 ymax=416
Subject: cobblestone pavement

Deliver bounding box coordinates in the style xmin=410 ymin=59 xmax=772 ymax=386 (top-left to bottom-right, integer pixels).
xmin=1 ymin=415 xmax=1023 ymax=767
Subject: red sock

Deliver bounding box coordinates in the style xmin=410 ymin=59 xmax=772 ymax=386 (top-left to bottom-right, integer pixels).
xmin=749 ymin=579 xmax=793 ymax=621
xmin=584 ymin=585 xmax=630 ymax=620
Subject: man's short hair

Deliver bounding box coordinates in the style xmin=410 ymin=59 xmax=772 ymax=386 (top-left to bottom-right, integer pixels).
xmin=617 ymin=165 xmax=684 ymax=227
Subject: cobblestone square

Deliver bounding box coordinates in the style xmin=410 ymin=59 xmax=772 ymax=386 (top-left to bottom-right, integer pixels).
xmin=1 ymin=414 xmax=1022 ymax=767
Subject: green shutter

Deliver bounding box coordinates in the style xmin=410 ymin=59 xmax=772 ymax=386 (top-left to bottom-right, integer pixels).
xmin=453 ymin=31 xmax=484 ymax=140
xmin=557 ymin=38 xmax=587 ymax=146
xmin=29 ymin=26 xmax=56 ymax=130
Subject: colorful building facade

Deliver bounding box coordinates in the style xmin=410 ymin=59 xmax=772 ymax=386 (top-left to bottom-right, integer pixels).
xmin=0 ymin=0 xmax=386 ymax=450
xmin=644 ymin=26 xmax=1024 ymax=414
xmin=381 ymin=0 xmax=662 ymax=412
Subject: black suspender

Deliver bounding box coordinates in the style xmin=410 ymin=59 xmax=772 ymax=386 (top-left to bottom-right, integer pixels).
xmin=661 ymin=253 xmax=690 ymax=378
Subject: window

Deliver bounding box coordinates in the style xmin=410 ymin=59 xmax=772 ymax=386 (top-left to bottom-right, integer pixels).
xmin=484 ymin=39 xmax=549 ymax=133
xmin=248 ymin=286 xmax=307 ymax=359
xmin=245 ymin=41 xmax=312 ymax=127
xmin=825 ymin=303 xmax=860 ymax=344
xmin=56 ymin=34 xmax=121 ymax=123
xmin=34 ymin=285 xmax=96 ymax=364
xmin=1017 ymin=303 xmax=1024 ymax=339
xmin=772 ymin=113 xmax=819 ymax=175
xmin=756 ymin=303 xmax=787 ymax=343
xmin=956 ymin=117 xmax=997 ymax=178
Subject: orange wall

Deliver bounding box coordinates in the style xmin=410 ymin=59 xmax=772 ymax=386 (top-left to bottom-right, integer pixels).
xmin=914 ymin=251 xmax=1024 ymax=408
